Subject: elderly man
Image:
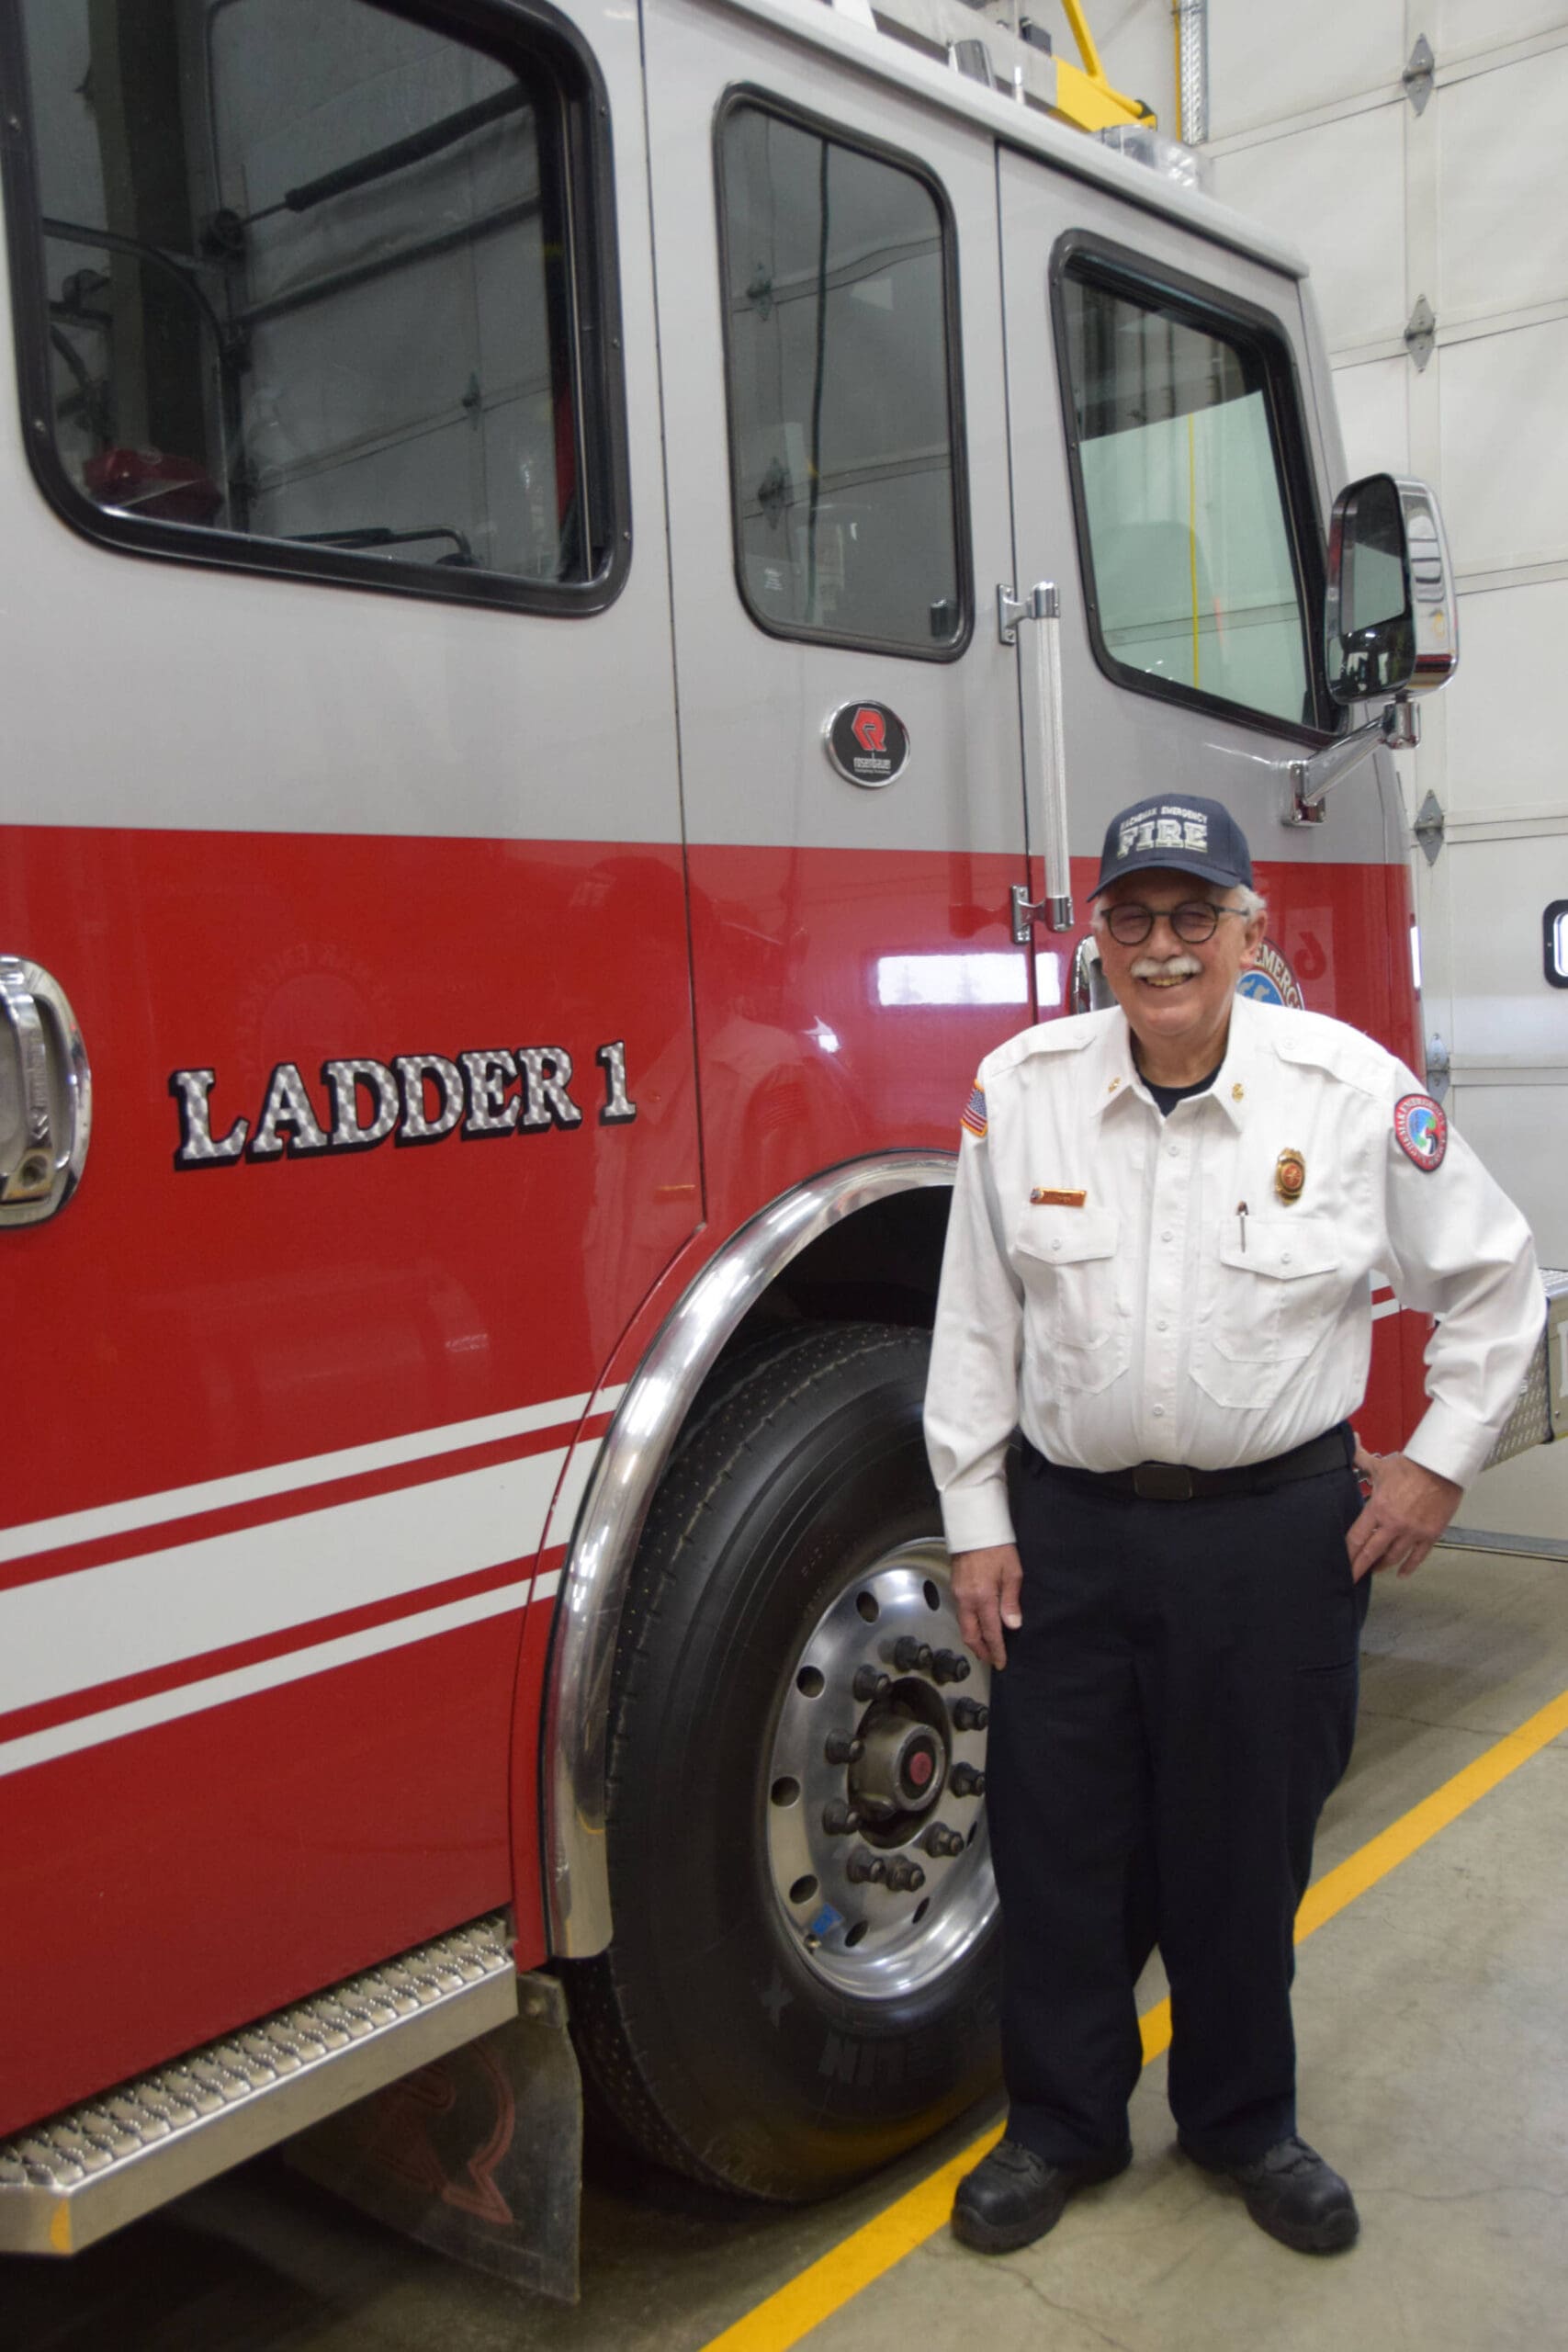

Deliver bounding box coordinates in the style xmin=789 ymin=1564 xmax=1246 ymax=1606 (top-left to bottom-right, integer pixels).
xmin=926 ymin=792 xmax=1541 ymax=2257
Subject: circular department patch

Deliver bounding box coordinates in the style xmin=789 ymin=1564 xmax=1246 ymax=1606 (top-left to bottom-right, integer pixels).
xmin=1393 ymin=1092 xmax=1448 ymax=1170
xmin=1236 ymin=940 xmax=1305 ymax=1008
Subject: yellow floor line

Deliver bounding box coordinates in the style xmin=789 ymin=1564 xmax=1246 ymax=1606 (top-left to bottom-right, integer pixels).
xmin=700 ymin=1681 xmax=1568 ymax=2352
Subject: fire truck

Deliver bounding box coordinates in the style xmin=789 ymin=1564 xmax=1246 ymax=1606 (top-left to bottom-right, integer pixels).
xmin=1 ymin=0 xmax=1561 ymax=2301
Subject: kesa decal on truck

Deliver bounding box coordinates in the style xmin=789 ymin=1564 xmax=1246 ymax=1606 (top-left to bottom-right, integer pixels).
xmin=1236 ymin=942 xmax=1305 ymax=1010
xmin=169 ymin=1040 xmax=638 ymax=1167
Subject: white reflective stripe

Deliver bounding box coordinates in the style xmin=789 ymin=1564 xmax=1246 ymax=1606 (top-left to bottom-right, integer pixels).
xmin=0 ymin=1445 xmax=588 ymax=1713
xmin=532 ymin=1567 xmax=561 ymax=1600
xmin=542 ymin=1434 xmax=605 ymax=1554
xmin=1371 ymin=1298 xmax=1403 ymax=1321
xmin=0 ymin=1385 xmax=626 ymax=1566
xmin=0 ymin=1579 xmax=533 ymax=1784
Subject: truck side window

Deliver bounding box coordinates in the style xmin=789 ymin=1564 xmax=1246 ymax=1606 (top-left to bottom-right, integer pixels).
xmin=2 ymin=0 xmax=626 ymax=611
xmin=1055 ymin=252 xmax=1321 ymax=731
xmin=717 ymin=98 xmax=968 ymax=659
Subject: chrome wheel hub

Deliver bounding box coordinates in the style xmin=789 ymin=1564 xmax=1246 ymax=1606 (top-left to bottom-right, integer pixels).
xmin=765 ymin=1538 xmax=997 ymax=1998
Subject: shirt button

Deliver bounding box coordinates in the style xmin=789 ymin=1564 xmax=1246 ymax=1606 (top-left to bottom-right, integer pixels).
xmin=1161 ymin=1229 xmax=1173 ymax=1242
xmin=1156 ymin=1319 xmax=1168 ymax=1332
xmin=1152 ymin=1405 xmax=1166 ymax=1418
xmin=1167 ymin=1145 xmax=1179 ymax=1159
xmin=1282 ymin=1251 xmax=1292 ymax=1265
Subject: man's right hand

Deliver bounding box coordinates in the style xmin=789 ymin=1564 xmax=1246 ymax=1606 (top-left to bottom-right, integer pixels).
xmin=951 ymin=1544 xmax=1023 ymax=1670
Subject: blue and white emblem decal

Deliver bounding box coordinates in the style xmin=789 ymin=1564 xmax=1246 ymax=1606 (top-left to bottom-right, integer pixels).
xmin=1393 ymin=1093 xmax=1448 ymax=1170
xmin=1236 ymin=940 xmax=1304 ymax=1009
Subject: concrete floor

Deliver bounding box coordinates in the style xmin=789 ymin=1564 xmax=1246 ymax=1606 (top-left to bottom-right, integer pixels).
xmin=8 ymin=1541 xmax=1568 ymax=2352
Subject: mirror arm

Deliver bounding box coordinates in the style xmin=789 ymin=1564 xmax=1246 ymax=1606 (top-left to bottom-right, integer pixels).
xmin=1282 ymin=695 xmax=1418 ymax=828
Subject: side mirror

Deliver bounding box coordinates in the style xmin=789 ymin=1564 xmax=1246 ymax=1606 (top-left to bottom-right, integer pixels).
xmin=1325 ymin=474 xmax=1459 ymax=707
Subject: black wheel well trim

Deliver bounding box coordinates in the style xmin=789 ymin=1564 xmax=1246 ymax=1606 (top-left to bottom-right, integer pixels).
xmin=540 ymin=1150 xmax=953 ymax=1960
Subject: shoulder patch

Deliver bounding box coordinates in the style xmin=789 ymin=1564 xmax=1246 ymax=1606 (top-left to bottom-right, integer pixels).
xmin=1393 ymin=1093 xmax=1447 ymax=1170
xmin=961 ymin=1081 xmax=987 ymax=1140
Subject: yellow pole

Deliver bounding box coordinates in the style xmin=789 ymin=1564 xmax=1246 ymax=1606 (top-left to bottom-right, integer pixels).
xmin=1059 ymin=0 xmax=1106 ymax=82
xmin=1188 ymin=409 xmax=1201 ymax=688
xmin=1053 ymin=0 xmax=1156 ymax=129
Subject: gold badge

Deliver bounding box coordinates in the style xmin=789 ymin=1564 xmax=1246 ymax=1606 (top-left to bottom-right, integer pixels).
xmin=1032 ymin=1187 xmax=1088 ymax=1208
xmin=1232 ymin=1082 xmax=1245 ymax=1101
xmin=1275 ymin=1148 xmax=1306 ymax=1203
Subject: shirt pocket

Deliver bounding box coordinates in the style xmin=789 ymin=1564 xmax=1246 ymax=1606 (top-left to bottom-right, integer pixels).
xmin=1014 ymin=1207 xmax=1130 ymax=1396
xmin=1191 ymin=1213 xmax=1343 ymax=1411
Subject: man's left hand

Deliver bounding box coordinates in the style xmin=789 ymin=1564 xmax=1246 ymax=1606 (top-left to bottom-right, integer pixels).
xmin=1347 ymin=1446 xmax=1463 ymax=1581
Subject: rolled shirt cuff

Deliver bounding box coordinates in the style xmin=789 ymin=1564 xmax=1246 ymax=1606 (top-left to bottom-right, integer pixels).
xmin=939 ymin=1483 xmax=1017 ymax=1556
xmin=1404 ymin=1396 xmax=1509 ymax=1491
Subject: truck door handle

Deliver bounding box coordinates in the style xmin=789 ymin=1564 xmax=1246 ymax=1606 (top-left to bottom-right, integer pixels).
xmin=0 ymin=956 xmax=92 ymax=1226
xmin=998 ymin=580 xmax=1074 ymax=938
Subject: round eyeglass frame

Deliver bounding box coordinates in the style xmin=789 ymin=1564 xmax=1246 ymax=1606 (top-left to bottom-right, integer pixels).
xmin=1099 ymin=900 xmax=1247 ymax=947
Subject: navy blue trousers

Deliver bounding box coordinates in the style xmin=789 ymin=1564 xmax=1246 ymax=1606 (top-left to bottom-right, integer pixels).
xmin=987 ymin=1441 xmax=1370 ymax=2166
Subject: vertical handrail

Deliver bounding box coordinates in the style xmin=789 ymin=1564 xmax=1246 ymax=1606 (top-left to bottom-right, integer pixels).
xmin=1001 ymin=582 xmax=1074 ymax=935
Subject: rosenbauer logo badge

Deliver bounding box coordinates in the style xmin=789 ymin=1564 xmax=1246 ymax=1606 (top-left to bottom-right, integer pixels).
xmin=824 ymin=701 xmax=909 ymax=788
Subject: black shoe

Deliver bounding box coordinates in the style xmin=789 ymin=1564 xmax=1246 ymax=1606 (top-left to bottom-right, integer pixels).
xmin=951 ymin=2136 xmax=1133 ymax=2254
xmin=1181 ymin=2133 xmax=1359 ymax=2253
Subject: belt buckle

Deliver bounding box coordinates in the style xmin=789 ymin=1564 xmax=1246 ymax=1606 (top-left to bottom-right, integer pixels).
xmin=1132 ymin=1463 xmax=1193 ymax=1501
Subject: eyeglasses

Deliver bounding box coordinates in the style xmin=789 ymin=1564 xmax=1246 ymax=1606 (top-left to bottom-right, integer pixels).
xmin=1100 ymin=900 xmax=1246 ymax=947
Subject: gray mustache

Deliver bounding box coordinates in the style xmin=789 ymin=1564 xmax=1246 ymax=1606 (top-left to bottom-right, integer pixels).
xmin=1129 ymin=954 xmax=1202 ymax=981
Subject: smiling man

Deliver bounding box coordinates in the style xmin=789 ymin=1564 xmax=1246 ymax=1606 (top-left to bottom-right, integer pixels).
xmin=926 ymin=793 xmax=1541 ymax=2259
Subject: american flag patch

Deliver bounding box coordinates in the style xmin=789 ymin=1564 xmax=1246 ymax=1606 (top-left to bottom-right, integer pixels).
xmin=961 ymin=1082 xmax=987 ymax=1140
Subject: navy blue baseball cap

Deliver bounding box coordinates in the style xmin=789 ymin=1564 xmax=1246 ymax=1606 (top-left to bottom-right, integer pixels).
xmin=1089 ymin=794 xmax=1254 ymax=898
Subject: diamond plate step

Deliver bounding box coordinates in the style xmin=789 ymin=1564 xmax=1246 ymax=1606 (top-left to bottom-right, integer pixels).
xmin=1485 ymin=1270 xmax=1568 ymax=1467
xmin=0 ymin=1913 xmax=517 ymax=2256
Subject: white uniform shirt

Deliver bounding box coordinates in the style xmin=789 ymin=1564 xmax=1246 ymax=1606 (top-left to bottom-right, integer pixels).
xmin=925 ymin=993 xmax=1542 ymax=1556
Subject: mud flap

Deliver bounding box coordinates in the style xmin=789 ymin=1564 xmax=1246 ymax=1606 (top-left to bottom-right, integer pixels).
xmin=286 ymin=1973 xmax=581 ymax=2302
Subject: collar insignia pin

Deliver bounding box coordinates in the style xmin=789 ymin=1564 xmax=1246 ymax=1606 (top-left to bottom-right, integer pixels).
xmin=1275 ymin=1148 xmax=1306 ymax=1204
xmin=1232 ymin=1082 xmax=1245 ymax=1101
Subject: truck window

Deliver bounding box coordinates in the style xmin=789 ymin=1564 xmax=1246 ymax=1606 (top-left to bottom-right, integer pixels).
xmin=1 ymin=0 xmax=626 ymax=611
xmin=1055 ymin=249 xmax=1321 ymax=731
xmin=716 ymin=97 xmax=968 ymax=659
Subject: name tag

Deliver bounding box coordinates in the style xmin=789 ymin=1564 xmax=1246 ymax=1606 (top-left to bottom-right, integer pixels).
xmin=1031 ymin=1187 xmax=1088 ymax=1208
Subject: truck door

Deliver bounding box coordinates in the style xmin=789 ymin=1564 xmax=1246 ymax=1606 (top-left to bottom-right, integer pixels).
xmin=641 ymin=6 xmax=1038 ymax=1235
xmin=0 ymin=0 xmax=697 ymax=2136
xmin=997 ymin=148 xmax=1413 ymax=1034
xmin=995 ymin=147 xmax=1422 ymax=1441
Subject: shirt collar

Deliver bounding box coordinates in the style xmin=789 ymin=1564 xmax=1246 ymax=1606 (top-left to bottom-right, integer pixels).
xmin=1085 ymin=995 xmax=1256 ymax=1129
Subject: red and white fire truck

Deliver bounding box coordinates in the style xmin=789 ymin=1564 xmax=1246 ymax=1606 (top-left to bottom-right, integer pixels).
xmin=1 ymin=0 xmax=1558 ymax=2299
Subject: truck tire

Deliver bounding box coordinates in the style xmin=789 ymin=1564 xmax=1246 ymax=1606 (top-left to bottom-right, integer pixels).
xmin=567 ymin=1322 xmax=999 ymax=2199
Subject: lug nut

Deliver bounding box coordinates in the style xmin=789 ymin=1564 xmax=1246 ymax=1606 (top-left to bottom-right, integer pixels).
xmin=931 ymin=1647 xmax=971 ymax=1685
xmin=950 ymin=1762 xmax=987 ymax=1798
xmin=853 ymin=1667 xmax=891 ymax=1702
xmin=883 ymin=1856 xmax=927 ymax=1894
xmin=825 ymin=1733 xmax=865 ymax=1766
xmin=951 ymin=1697 xmax=990 ymax=1732
xmin=822 ymin=1800 xmax=863 ymax=1835
xmin=921 ymin=1822 xmax=964 ymax=1859
xmin=846 ymin=1847 xmax=886 ymax=1884
xmin=892 ymin=1637 xmax=934 ymax=1674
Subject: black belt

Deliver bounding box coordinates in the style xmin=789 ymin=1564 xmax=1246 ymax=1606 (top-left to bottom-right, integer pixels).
xmin=1025 ymin=1424 xmax=1353 ymax=1502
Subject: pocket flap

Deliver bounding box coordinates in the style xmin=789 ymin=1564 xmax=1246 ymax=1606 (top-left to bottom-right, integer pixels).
xmin=1216 ymin=1214 xmax=1338 ymax=1281
xmin=1017 ymin=1206 xmax=1119 ymax=1267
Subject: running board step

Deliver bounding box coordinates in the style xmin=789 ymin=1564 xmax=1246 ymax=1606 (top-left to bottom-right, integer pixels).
xmin=0 ymin=1913 xmax=517 ymax=2256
